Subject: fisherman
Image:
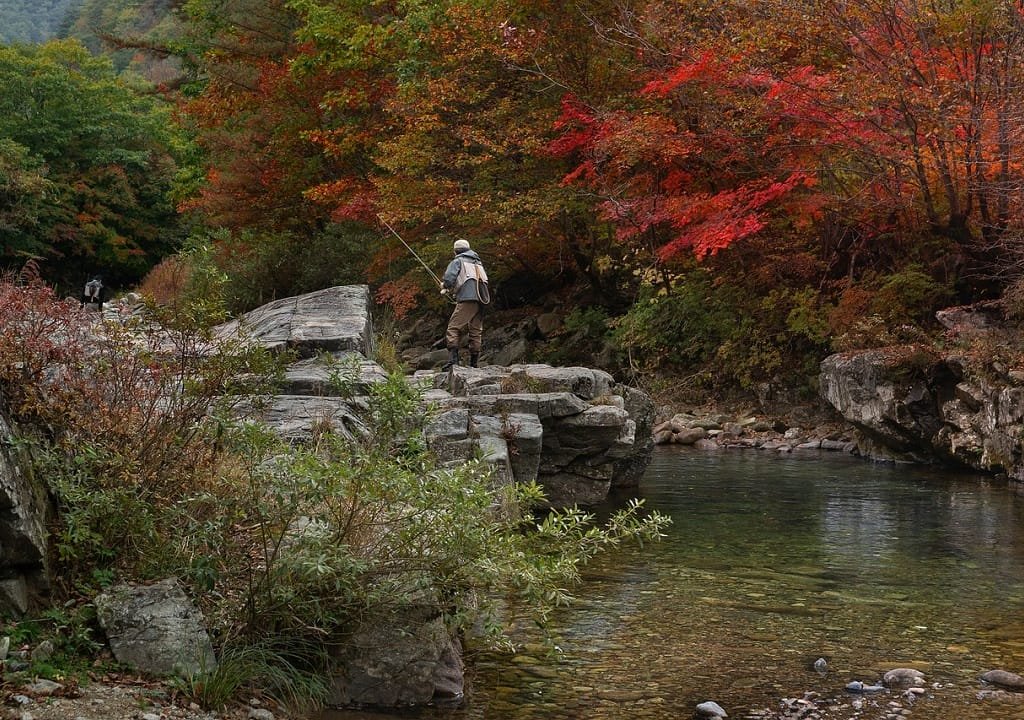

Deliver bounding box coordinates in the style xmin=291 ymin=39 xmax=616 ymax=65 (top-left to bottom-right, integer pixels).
xmin=441 ymin=238 xmax=490 ymax=369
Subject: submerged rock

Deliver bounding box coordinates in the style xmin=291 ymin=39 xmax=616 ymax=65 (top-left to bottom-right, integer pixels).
xmin=980 ymin=669 xmax=1024 ymax=690
xmin=883 ymin=667 xmax=926 ymax=687
xmin=845 ymin=680 xmax=886 ymax=693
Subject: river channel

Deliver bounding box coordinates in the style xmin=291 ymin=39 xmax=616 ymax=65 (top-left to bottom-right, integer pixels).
xmin=326 ymin=446 xmax=1024 ymax=719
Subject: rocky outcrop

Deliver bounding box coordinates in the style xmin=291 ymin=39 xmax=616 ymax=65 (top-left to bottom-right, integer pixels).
xmin=217 ymin=287 xmax=657 ymax=708
xmin=0 ymin=413 xmax=51 ymax=615
xmin=423 ymin=364 xmax=653 ymax=506
xmin=222 ymin=288 xmax=656 ymax=507
xmin=820 ymin=306 xmax=1024 ymax=477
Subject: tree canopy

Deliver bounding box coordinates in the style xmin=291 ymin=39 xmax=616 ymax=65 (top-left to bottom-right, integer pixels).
xmin=5 ymin=0 xmax=1024 ymax=385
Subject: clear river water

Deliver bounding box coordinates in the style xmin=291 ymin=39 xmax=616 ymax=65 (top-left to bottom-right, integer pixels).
xmin=324 ymin=446 xmax=1024 ymax=719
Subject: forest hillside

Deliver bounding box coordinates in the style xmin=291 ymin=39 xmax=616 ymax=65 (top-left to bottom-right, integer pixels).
xmin=0 ymin=0 xmax=79 ymax=43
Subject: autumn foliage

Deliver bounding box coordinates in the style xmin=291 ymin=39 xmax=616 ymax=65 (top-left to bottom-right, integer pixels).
xmin=7 ymin=0 xmax=1020 ymax=387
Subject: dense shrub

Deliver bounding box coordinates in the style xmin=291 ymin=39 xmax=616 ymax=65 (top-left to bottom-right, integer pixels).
xmin=611 ymin=271 xmax=832 ymax=394
xmin=613 ymin=271 xmax=742 ymax=373
xmin=0 ymin=265 xmax=280 ymax=588
xmin=200 ymin=224 xmax=376 ymax=314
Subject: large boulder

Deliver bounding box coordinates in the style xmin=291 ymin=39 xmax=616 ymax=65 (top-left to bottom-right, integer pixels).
xmin=214 ymin=285 xmax=375 ymax=359
xmin=328 ymin=608 xmax=463 ymax=707
xmin=95 ymin=578 xmax=217 ymax=677
xmin=819 ymin=345 xmax=950 ymax=463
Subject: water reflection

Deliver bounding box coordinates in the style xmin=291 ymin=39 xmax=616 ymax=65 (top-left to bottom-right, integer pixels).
xmin=324 ymin=447 xmax=1024 ymax=720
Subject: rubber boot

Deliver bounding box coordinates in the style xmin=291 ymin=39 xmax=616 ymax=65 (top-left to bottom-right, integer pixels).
xmin=469 ymin=352 xmax=479 ymax=368
xmin=442 ymin=347 xmax=459 ymax=371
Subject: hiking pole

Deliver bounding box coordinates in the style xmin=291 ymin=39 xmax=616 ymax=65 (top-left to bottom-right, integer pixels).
xmin=378 ymin=217 xmax=444 ymax=288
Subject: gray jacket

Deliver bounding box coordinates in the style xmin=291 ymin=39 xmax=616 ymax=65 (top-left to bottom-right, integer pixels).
xmin=443 ymin=250 xmax=488 ymax=302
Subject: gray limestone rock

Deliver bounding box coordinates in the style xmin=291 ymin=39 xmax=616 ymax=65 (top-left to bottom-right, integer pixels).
xmin=696 ymin=700 xmax=727 ymax=717
xmin=674 ymin=428 xmax=707 ymax=445
xmin=610 ymin=384 xmax=655 ymax=488
xmin=282 ymin=354 xmax=388 ymax=396
xmin=0 ymin=413 xmax=52 ymax=615
xmin=883 ymin=667 xmax=926 ymax=687
xmin=328 ymin=609 xmax=463 ymax=707
xmin=235 ymin=395 xmax=369 ymax=443
xmin=470 ymin=413 xmax=543 ymax=484
xmin=458 ymin=392 xmax=590 ymax=419
xmin=215 ymin=285 xmax=374 ymax=358
xmin=821 ymin=338 xmax=1024 ymax=478
xmin=980 ymin=669 xmax=1024 ymax=690
xmin=221 ymin=293 xmax=656 ymax=510
xmin=95 ymin=578 xmax=216 ymax=677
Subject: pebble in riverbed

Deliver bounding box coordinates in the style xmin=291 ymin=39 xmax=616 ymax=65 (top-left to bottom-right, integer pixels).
xmin=651 ymin=410 xmax=856 ymax=454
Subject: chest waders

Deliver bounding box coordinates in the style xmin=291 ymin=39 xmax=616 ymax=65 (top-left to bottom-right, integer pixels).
xmin=443 ymin=260 xmax=489 ymax=370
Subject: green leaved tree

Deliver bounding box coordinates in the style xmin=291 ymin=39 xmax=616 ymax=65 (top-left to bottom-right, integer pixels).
xmin=0 ymin=39 xmax=184 ymax=291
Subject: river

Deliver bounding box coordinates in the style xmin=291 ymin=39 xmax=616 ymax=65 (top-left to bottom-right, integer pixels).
xmin=325 ymin=446 xmax=1024 ymax=719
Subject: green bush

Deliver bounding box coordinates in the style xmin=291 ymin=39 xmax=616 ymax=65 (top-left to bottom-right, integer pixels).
xmin=613 ymin=277 xmax=833 ymax=394
xmin=613 ymin=271 xmax=741 ymax=372
xmin=0 ymin=271 xmax=281 ymax=591
xmin=870 ymin=265 xmax=953 ymax=325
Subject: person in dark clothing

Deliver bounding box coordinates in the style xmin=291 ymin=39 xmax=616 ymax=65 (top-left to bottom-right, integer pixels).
xmin=81 ymin=276 xmax=105 ymax=311
xmin=441 ymin=238 xmax=490 ymax=369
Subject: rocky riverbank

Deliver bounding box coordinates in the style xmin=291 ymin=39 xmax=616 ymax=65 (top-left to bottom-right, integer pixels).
xmin=650 ymin=405 xmax=858 ymax=456
xmin=0 ymin=679 xmax=284 ymax=720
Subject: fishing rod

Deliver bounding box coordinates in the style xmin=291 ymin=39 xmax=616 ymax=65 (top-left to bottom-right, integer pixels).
xmin=378 ymin=217 xmax=444 ymax=288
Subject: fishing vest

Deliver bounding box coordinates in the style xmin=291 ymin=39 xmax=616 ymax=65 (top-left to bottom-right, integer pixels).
xmin=455 ymin=259 xmax=488 ymax=294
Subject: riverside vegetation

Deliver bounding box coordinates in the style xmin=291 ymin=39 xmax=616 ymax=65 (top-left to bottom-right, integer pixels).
xmin=0 ymin=265 xmax=669 ymax=715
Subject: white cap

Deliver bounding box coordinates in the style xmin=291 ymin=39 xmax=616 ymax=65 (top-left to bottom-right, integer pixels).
xmin=453 ymin=238 xmax=471 ymax=252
